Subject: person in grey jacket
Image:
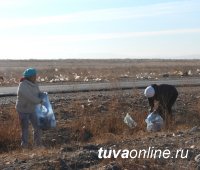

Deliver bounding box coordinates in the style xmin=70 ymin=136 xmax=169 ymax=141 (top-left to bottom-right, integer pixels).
xmin=16 ymin=68 xmax=43 ymax=148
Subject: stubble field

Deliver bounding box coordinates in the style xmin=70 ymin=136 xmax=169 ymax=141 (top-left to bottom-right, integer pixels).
xmin=0 ymin=59 xmax=200 ymax=170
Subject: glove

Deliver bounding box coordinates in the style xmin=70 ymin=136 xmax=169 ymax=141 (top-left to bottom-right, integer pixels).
xmin=152 ymin=110 xmax=157 ymax=114
xmin=149 ymin=108 xmax=153 ymax=112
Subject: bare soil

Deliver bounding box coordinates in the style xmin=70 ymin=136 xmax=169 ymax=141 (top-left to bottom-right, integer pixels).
xmin=0 ymin=60 xmax=200 ymax=170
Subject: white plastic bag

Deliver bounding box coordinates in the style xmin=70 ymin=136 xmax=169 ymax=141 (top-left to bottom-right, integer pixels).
xmin=145 ymin=112 xmax=163 ymax=132
xmin=124 ymin=113 xmax=137 ymax=129
xmin=35 ymin=92 xmax=56 ymax=130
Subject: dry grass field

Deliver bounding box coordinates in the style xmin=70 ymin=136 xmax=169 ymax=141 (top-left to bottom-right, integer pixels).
xmin=0 ymin=59 xmax=200 ymax=169
xmin=1 ymin=59 xmax=200 ymax=86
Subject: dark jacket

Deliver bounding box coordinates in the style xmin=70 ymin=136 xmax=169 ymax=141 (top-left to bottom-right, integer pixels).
xmin=148 ymin=84 xmax=178 ymax=110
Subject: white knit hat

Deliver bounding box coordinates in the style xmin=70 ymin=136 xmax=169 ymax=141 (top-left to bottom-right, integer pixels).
xmin=144 ymin=86 xmax=155 ymax=98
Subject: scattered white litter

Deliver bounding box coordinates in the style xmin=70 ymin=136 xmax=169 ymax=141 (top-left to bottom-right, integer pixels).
xmin=84 ymin=77 xmax=89 ymax=82
xmin=124 ymin=113 xmax=137 ymax=129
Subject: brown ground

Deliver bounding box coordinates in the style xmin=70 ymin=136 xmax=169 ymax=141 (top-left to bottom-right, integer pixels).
xmin=0 ymin=60 xmax=200 ymax=170
xmin=1 ymin=59 xmax=200 ymax=86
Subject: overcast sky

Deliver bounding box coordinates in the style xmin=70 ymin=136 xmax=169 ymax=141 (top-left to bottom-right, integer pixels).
xmin=0 ymin=0 xmax=200 ymax=59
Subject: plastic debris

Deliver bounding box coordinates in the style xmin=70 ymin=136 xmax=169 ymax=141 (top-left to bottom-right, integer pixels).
xmin=195 ymin=154 xmax=200 ymax=163
xmin=35 ymin=92 xmax=56 ymax=130
xmin=124 ymin=113 xmax=137 ymax=129
xmin=145 ymin=112 xmax=163 ymax=132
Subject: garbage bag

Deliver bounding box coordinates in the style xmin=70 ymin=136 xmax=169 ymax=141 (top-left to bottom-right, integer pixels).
xmin=35 ymin=92 xmax=56 ymax=130
xmin=124 ymin=113 xmax=137 ymax=129
xmin=145 ymin=112 xmax=163 ymax=132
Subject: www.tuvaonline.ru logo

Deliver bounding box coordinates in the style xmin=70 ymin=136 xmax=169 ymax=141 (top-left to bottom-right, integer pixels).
xmin=98 ymin=147 xmax=189 ymax=159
